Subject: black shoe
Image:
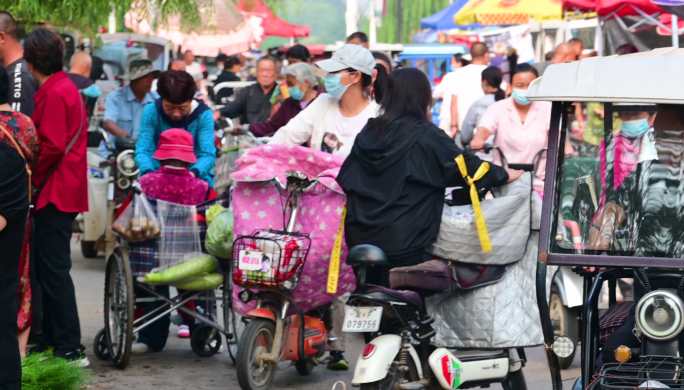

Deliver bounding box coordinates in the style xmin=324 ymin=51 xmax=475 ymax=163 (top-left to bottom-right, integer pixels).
xmin=325 ymin=351 xmax=349 ymax=370
xmin=27 ymin=342 xmax=53 ymax=355
xmin=54 ymin=346 xmax=90 ymax=368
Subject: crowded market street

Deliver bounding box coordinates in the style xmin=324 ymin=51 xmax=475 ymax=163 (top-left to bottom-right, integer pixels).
xmin=71 ymin=238 xmax=581 ymax=389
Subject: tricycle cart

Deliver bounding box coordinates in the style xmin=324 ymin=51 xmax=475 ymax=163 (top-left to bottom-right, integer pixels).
xmin=95 ymin=192 xmax=241 ymax=369
xmin=530 ymin=48 xmax=684 ymax=389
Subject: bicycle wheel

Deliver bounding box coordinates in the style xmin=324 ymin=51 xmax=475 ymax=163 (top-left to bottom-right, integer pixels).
xmin=223 ymin=278 xmax=240 ymax=365
xmin=104 ymin=247 xmax=134 ymax=369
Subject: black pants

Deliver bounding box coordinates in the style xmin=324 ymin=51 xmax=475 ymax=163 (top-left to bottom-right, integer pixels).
xmin=0 ymin=220 xmax=24 ymax=386
xmin=34 ymin=204 xmax=80 ymax=353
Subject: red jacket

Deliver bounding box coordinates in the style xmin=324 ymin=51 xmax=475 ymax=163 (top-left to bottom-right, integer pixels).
xmin=32 ymin=71 xmax=88 ymax=213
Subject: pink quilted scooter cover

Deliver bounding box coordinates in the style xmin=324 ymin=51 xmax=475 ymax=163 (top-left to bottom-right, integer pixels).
xmin=230 ymin=144 xmax=355 ymax=314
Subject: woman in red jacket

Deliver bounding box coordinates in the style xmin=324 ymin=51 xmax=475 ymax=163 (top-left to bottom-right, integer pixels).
xmin=24 ymin=28 xmax=89 ymax=366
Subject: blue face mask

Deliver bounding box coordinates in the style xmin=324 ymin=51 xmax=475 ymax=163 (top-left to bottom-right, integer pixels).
xmin=621 ymin=118 xmax=650 ymax=138
xmin=325 ymin=74 xmax=352 ymax=98
xmin=289 ymin=86 xmax=305 ymax=101
xmin=511 ymin=88 xmax=531 ymax=105
xmin=449 ymin=63 xmax=456 ymax=72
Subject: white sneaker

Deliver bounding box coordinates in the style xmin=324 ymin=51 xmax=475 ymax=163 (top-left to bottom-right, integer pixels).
xmin=131 ymin=343 xmax=151 ymax=354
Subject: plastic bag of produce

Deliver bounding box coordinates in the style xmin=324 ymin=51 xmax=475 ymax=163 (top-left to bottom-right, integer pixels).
xmin=206 ymin=204 xmax=225 ymax=227
xmin=206 ymin=210 xmax=234 ymax=259
xmin=145 ymin=254 xmax=219 ymax=284
xmin=110 ymin=185 xmax=161 ymax=242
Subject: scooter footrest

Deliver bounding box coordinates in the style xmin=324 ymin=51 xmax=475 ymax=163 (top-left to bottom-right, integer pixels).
xmin=398 ymin=383 xmax=424 ymax=390
xmin=419 ymin=316 xmax=434 ymax=326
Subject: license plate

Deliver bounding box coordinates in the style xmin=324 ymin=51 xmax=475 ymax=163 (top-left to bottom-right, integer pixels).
xmin=342 ymin=306 xmax=383 ymax=332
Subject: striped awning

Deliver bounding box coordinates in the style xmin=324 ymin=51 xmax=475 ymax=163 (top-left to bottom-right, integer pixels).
xmin=455 ymin=0 xmax=564 ymax=26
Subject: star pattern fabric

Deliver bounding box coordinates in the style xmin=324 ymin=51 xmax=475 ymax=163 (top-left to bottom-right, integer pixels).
xmin=230 ymin=145 xmax=355 ymax=314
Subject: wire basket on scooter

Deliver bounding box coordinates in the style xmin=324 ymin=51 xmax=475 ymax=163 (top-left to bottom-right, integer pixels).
xmin=232 ymin=230 xmax=311 ymax=292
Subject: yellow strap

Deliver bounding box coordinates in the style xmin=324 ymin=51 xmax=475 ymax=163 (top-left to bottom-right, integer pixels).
xmin=327 ymin=204 xmax=347 ymax=294
xmin=455 ymin=155 xmax=492 ymax=253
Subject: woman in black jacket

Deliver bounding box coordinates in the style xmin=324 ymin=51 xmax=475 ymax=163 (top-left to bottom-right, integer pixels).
xmin=337 ymin=68 xmax=519 ymax=286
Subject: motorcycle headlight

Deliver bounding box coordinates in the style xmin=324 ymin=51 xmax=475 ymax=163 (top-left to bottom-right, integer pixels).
xmin=635 ymin=290 xmax=684 ymax=341
xmin=116 ymin=150 xmax=139 ymax=177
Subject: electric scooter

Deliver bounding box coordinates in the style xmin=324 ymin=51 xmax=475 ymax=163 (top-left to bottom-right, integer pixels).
xmin=232 ymin=171 xmax=331 ymax=390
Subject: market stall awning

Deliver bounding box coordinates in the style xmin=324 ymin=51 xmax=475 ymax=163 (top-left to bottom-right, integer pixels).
xmin=421 ymin=0 xmax=484 ymax=30
xmin=454 ymin=0 xmax=564 ymax=26
xmin=563 ymin=0 xmax=596 ymax=12
xmin=125 ymin=0 xmax=253 ymax=57
xmin=237 ymin=0 xmax=310 ymax=42
xmin=595 ymin=0 xmax=663 ymax=16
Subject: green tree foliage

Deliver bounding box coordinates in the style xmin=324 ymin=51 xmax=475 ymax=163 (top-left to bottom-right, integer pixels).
xmin=261 ymin=0 xmax=347 ymax=48
xmin=378 ymin=0 xmax=451 ymax=43
xmin=4 ymin=0 xmax=279 ymax=35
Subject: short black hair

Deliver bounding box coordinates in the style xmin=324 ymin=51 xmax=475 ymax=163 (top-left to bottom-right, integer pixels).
xmin=372 ymin=51 xmax=393 ymax=72
xmin=0 ymin=12 xmax=19 ymax=41
xmin=568 ymin=38 xmax=583 ymax=45
xmin=347 ymin=31 xmax=368 ymax=43
xmin=471 ymin=42 xmax=489 ymax=59
xmin=0 ymin=66 xmax=8 ymax=105
xmin=216 ymin=53 xmax=229 ymax=62
xmin=157 ymin=71 xmax=197 ymax=104
xmin=225 ymin=55 xmax=241 ymax=69
xmin=512 ymin=62 xmax=539 ymax=80
xmin=24 ymin=28 xmax=64 ymax=76
xmin=285 ymin=45 xmax=311 ymax=63
xmin=453 ymin=53 xmax=470 ymax=67
xmin=616 ymin=43 xmax=639 ymax=55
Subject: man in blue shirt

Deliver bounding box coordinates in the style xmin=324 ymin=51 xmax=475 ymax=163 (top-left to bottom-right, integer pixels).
xmin=99 ymin=59 xmax=160 ymax=157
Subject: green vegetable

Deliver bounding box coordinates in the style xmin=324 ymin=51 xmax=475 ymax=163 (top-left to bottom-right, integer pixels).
xmin=206 ymin=204 xmax=226 ymax=227
xmin=206 ymin=209 xmax=234 ymax=259
xmin=22 ymin=350 xmax=90 ymax=390
xmin=145 ymin=254 xmax=219 ymax=284
xmin=171 ymin=273 xmax=223 ymax=290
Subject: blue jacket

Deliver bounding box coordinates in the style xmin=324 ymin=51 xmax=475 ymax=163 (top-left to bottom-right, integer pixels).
xmin=135 ymin=102 xmax=217 ymax=186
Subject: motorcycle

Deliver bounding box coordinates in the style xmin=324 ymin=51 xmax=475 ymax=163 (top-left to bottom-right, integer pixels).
xmin=232 ymin=171 xmax=332 ymax=390
xmin=345 ymin=246 xmax=527 ymax=390
xmin=77 ymin=128 xmax=138 ymax=259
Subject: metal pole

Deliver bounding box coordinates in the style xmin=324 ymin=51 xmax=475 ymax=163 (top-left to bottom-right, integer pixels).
xmin=346 ymin=0 xmax=359 ymax=37
xmin=369 ymin=0 xmax=377 ymax=45
xmin=597 ymin=18 xmax=604 ymax=56
xmin=108 ymin=6 xmax=116 ymax=34
xmin=673 ymin=15 xmax=680 ymax=48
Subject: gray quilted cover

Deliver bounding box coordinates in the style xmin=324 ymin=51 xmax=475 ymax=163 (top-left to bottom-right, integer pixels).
xmin=426 ymin=197 xmax=556 ymax=348
xmin=427 ymin=173 xmax=535 ymax=265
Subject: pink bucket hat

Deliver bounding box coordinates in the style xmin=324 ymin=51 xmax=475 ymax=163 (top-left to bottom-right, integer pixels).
xmin=152 ymin=128 xmax=198 ymax=163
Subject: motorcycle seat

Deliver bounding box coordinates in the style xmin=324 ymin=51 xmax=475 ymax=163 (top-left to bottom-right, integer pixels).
xmin=365 ymin=284 xmax=422 ymax=307
xmin=389 ymin=260 xmax=450 ymax=294
xmin=346 ymin=245 xmax=390 ymax=267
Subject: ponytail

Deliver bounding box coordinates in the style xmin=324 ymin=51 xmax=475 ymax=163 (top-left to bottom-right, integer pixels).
xmin=494 ymin=89 xmax=506 ymax=101
xmin=371 ymin=63 xmax=388 ymax=103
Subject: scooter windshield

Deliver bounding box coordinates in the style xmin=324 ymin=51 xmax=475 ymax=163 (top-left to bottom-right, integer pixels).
xmin=553 ymin=103 xmax=684 ymax=261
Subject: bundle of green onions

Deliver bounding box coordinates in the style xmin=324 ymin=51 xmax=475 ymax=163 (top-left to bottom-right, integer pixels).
xmin=21 ymin=351 xmax=90 ymax=390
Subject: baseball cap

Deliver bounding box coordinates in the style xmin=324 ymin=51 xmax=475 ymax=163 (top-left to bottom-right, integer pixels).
xmin=316 ymin=44 xmax=375 ymax=76
xmin=152 ymin=129 xmax=198 ymax=163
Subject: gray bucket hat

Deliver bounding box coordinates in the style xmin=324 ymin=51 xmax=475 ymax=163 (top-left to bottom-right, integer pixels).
xmin=123 ymin=59 xmax=161 ymax=81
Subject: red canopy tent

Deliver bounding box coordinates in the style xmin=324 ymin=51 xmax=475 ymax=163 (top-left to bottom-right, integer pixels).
xmin=563 ymin=0 xmax=596 ymax=13
xmin=237 ymin=0 xmax=310 ymax=42
xmin=593 ymin=0 xmax=682 ymax=54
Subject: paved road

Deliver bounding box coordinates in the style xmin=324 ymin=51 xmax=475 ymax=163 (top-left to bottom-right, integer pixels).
xmin=72 ymin=240 xmax=581 ymax=389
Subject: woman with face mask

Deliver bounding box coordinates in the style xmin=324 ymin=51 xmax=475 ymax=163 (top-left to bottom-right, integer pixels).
xmin=135 ymin=70 xmax=216 ymax=186
xmin=241 ymin=63 xmax=319 ymax=137
xmin=470 ymin=63 xmax=575 ymax=191
xmin=598 ymin=109 xmax=657 ymax=194
xmin=269 ymin=44 xmax=387 ymax=158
